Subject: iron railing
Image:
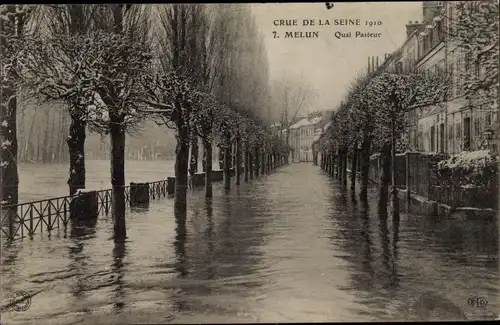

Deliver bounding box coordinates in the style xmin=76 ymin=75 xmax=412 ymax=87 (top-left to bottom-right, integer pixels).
xmin=1 ymin=180 xmax=169 ymax=242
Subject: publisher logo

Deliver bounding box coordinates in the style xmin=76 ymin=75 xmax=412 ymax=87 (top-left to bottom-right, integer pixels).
xmin=9 ymin=290 xmax=31 ymax=312
xmin=468 ymin=297 xmax=488 ymax=309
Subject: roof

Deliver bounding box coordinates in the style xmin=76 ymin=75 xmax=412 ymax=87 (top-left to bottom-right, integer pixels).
xmin=289 ymin=116 xmax=323 ymax=129
xmin=323 ymin=121 xmax=333 ymax=132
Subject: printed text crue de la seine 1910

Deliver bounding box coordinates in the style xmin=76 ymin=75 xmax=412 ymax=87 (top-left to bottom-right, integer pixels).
xmin=271 ymin=18 xmax=383 ymax=39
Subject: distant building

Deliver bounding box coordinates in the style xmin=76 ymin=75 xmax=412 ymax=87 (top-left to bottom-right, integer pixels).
xmin=289 ymin=112 xmax=326 ymax=162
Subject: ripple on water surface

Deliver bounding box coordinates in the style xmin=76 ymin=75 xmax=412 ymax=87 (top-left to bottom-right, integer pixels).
xmin=2 ymin=163 xmax=499 ymax=323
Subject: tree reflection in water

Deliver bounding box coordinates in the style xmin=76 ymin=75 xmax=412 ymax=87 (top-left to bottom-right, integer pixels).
xmin=204 ymin=198 xmax=215 ymax=281
xmin=68 ymin=218 xmax=97 ymax=301
xmin=377 ymin=201 xmax=398 ymax=289
xmin=173 ymin=204 xmax=189 ymax=312
xmin=111 ymin=239 xmax=126 ymax=311
xmin=359 ymin=199 xmax=374 ymax=283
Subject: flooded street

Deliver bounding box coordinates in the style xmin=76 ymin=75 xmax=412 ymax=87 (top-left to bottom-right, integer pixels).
xmin=1 ymin=163 xmax=498 ymax=323
xmin=16 ymin=160 xmax=176 ymax=203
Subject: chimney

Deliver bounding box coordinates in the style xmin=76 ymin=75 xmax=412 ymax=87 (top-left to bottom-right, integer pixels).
xmin=371 ymin=56 xmax=375 ymax=72
xmin=376 ymin=56 xmax=379 ymax=69
xmin=406 ymin=20 xmax=424 ymax=38
xmin=368 ymin=56 xmax=371 ymax=74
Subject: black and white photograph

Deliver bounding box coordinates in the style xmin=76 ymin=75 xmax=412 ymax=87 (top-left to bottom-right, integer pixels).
xmin=0 ymin=1 xmax=499 ymax=323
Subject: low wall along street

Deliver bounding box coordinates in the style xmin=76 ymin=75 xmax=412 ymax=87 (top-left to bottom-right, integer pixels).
xmin=347 ymin=151 xmax=499 ymax=218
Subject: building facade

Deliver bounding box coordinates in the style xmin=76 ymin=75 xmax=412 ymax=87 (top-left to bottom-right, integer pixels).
xmin=373 ymin=1 xmax=498 ymax=155
xmin=288 ymin=112 xmax=326 ymax=162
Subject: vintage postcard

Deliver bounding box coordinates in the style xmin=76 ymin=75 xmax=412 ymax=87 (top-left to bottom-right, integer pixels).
xmin=0 ymin=1 xmax=499 ymax=324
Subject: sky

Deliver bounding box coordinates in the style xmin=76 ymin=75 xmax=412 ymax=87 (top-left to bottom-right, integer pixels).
xmin=251 ymin=2 xmax=423 ymax=112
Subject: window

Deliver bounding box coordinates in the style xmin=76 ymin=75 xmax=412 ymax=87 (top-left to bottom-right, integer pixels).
xmin=464 ymin=117 xmax=471 ymax=150
xmin=440 ymin=123 xmax=445 ymax=153
xmin=436 ymin=20 xmax=443 ymax=41
xmin=448 ymin=63 xmax=455 ymax=98
xmin=486 ymin=113 xmax=492 ymax=127
xmin=430 ymin=125 xmax=436 ymax=152
xmin=474 ymin=117 xmax=481 ymax=137
xmin=465 ymin=51 xmax=472 ymax=71
xmin=456 ymin=122 xmax=462 ymax=152
xmin=456 ymin=55 xmax=463 ymax=96
xmin=448 ymin=5 xmax=454 ymax=36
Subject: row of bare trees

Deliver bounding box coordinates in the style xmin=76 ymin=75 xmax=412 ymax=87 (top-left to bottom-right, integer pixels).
xmin=1 ymin=4 xmax=289 ymax=240
xmin=320 ymin=1 xmax=498 ymax=218
xmin=319 ymin=70 xmax=449 ymax=217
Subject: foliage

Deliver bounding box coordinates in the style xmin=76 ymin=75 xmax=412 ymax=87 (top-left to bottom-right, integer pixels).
xmin=21 ymin=30 xmax=152 ymax=134
xmin=455 ymin=1 xmax=498 ymax=111
xmin=369 ymin=72 xmax=449 ymax=151
xmin=437 ymin=150 xmax=498 ymax=187
xmin=320 ymin=69 xmax=449 ymax=156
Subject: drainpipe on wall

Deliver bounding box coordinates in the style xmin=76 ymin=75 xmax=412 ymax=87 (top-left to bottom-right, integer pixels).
xmin=443 ymin=1 xmax=449 ymax=155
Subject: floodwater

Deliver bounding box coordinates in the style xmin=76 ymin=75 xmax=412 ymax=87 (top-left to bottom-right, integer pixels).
xmin=17 ymin=160 xmax=177 ymax=203
xmin=1 ymin=163 xmax=499 ymax=323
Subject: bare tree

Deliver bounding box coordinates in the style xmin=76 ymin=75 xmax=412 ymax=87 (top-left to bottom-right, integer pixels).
xmin=0 ymin=5 xmax=35 ymax=205
xmin=271 ymin=74 xmax=316 ymax=161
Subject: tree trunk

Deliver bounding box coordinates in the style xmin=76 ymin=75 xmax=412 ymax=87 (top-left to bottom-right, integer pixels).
xmin=342 ymin=149 xmax=348 ymax=186
xmin=350 ymin=147 xmax=358 ymax=191
xmin=244 ymin=149 xmax=249 ymax=182
xmin=41 ymin=112 xmax=50 ymax=163
xmin=218 ymin=145 xmax=224 ymax=170
xmin=49 ymin=109 xmax=58 ymax=162
xmin=0 ymin=86 xmax=19 ymax=205
xmin=236 ymin=138 xmax=241 ymax=185
xmin=360 ymin=135 xmax=371 ymax=199
xmin=23 ymin=110 xmax=36 ymax=162
xmin=254 ymin=147 xmax=260 ymax=178
xmin=261 ymin=150 xmax=266 ymax=174
xmin=54 ymin=110 xmax=62 ymax=162
xmin=391 ymin=118 xmax=400 ymax=219
xmin=232 ymin=142 xmax=237 ymax=171
xmin=110 ymin=121 xmax=126 ymax=240
xmin=203 ymin=139 xmax=212 ymax=198
xmin=337 ymin=150 xmax=342 ymax=180
xmin=175 ymin=116 xmax=190 ymax=210
xmin=223 ymin=139 xmax=231 ymax=190
xmin=331 ymin=153 xmax=335 ymax=176
xmin=202 ymin=142 xmax=207 ymax=172
xmin=36 ymin=130 xmax=41 ymax=162
xmin=378 ymin=143 xmax=392 ymax=215
xmin=67 ymin=114 xmax=86 ymax=196
xmin=249 ymin=152 xmax=254 ymax=180
xmin=189 ymin=131 xmax=198 ymax=176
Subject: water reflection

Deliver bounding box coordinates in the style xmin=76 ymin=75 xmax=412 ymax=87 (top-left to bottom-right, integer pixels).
xmin=173 ymin=206 xmax=188 ymax=278
xmin=377 ymin=204 xmax=392 ymax=288
xmin=111 ymin=240 xmax=126 ymax=311
xmin=204 ymin=198 xmax=215 ymax=281
xmin=0 ymin=164 xmax=498 ymax=324
xmin=173 ymin=205 xmax=189 ymax=312
xmin=68 ymin=218 xmax=97 ymax=300
xmin=359 ymin=199 xmax=374 ymax=287
xmin=392 ymin=207 xmax=400 ymax=262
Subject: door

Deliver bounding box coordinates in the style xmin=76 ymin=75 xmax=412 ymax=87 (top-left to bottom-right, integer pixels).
xmin=440 ymin=123 xmax=445 ymax=153
xmin=464 ymin=117 xmax=471 ymax=150
xmin=430 ymin=125 xmax=436 ymax=152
